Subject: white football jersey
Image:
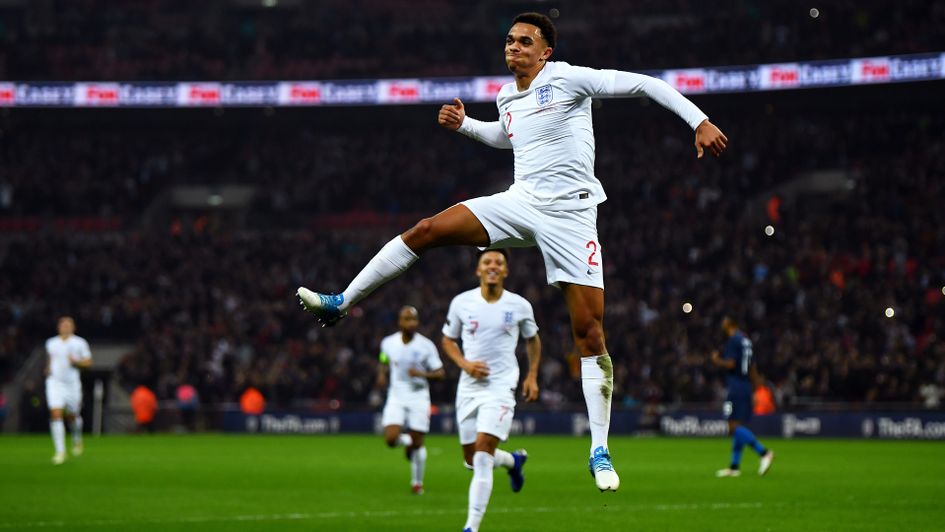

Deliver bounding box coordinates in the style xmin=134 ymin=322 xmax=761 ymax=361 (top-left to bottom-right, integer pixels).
xmin=485 ymin=61 xmax=706 ymax=211
xmin=45 ymin=335 xmax=91 ymax=386
xmin=380 ymin=332 xmax=443 ymax=400
xmin=496 ymin=61 xmax=614 ymax=211
xmin=442 ymin=288 xmax=538 ymax=395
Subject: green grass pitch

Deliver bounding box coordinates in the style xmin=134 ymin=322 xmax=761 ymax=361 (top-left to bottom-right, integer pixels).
xmin=1 ymin=434 xmax=943 ymax=531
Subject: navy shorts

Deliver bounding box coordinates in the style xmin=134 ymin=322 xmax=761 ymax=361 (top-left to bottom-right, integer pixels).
xmin=723 ymin=394 xmax=753 ymax=422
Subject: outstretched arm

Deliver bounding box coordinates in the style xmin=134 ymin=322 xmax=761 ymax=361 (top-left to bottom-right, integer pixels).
xmin=438 ymin=98 xmax=513 ymax=149
xmin=611 ymin=71 xmax=728 ymax=158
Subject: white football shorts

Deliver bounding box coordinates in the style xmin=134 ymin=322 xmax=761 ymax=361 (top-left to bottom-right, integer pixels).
xmin=381 ymin=396 xmax=431 ymax=433
xmin=45 ymin=379 xmax=82 ymax=412
xmin=456 ymin=389 xmax=516 ymax=445
xmin=462 ymin=190 xmax=604 ymax=289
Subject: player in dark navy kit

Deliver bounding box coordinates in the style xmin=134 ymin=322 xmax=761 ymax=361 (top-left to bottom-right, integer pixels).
xmin=710 ymin=317 xmax=775 ymax=477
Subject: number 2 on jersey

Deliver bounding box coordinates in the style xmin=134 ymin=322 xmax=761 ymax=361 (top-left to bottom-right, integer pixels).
xmin=586 ymin=240 xmax=600 ymax=266
xmin=505 ymin=111 xmax=513 ymax=138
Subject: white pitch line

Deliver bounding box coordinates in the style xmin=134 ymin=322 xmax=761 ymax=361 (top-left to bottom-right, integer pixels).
xmin=0 ymin=502 xmax=765 ymax=529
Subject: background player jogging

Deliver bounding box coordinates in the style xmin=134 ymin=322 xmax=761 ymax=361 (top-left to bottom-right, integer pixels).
xmin=376 ymin=305 xmax=445 ymax=494
xmin=45 ymin=316 xmax=92 ymax=465
xmin=711 ymin=317 xmax=775 ymax=477
xmin=299 ymin=11 xmax=728 ymax=491
xmin=441 ymin=249 xmax=541 ymax=532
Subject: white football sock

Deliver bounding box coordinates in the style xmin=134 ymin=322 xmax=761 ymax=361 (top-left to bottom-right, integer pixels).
xmin=581 ymin=354 xmax=614 ymax=455
xmin=493 ymin=448 xmax=514 ymax=469
xmin=72 ymin=416 xmax=83 ymax=445
xmin=464 ymin=451 xmax=494 ymax=532
xmin=411 ymin=446 xmax=427 ymax=486
xmin=397 ymin=433 xmax=413 ymax=447
xmin=50 ymin=420 xmax=66 ymax=454
xmin=340 ymin=236 xmax=418 ymax=310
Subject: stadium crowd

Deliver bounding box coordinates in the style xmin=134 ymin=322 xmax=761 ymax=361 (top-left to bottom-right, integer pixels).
xmin=1 ymin=0 xmax=943 ymax=81
xmin=2 ymin=97 xmax=943 ymax=413
xmin=0 ymin=108 xmax=499 ymax=218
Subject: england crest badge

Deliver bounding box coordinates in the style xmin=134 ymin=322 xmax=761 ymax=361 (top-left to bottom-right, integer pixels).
xmin=535 ymin=84 xmax=553 ymax=106
xmin=503 ymin=311 xmax=515 ymax=334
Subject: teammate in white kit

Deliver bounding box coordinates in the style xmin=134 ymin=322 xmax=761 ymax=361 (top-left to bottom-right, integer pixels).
xmin=44 ymin=316 xmax=92 ymax=465
xmin=377 ymin=305 xmax=445 ymax=494
xmin=442 ymin=249 xmax=541 ymax=532
xmin=298 ymin=12 xmax=728 ymax=491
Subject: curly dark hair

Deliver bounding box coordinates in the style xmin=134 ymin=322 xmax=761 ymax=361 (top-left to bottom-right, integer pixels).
xmin=512 ymin=12 xmax=557 ymax=49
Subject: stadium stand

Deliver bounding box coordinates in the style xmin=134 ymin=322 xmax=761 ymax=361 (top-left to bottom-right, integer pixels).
xmin=0 ymin=0 xmax=943 ymax=80
xmin=2 ymin=84 xmax=943 ymax=414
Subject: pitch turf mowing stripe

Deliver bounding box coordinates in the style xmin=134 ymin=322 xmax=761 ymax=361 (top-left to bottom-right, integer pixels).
xmin=0 ymin=502 xmax=772 ymax=528
xmin=3 ymin=500 xmax=939 ymax=529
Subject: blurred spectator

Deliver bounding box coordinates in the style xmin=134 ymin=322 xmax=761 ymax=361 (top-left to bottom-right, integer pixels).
xmin=240 ymin=386 xmax=265 ymax=416
xmin=754 ymin=383 xmax=776 ymax=416
xmin=131 ymin=384 xmax=158 ymax=433
xmin=176 ymin=384 xmax=199 ymax=431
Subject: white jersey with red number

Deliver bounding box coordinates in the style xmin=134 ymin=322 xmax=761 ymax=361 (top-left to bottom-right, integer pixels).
xmin=467 ymin=61 xmax=706 ymax=212
xmin=497 ymin=61 xmax=613 ymax=211
xmin=442 ymin=288 xmax=538 ymax=396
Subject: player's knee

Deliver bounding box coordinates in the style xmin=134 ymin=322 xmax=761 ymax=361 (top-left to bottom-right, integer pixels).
xmin=473 ymin=439 xmax=498 ymax=455
xmin=574 ymin=319 xmax=606 ymax=354
xmin=384 ymin=436 xmax=398 ymax=448
xmin=403 ymin=218 xmax=436 ymax=250
xmin=462 ymin=446 xmax=475 ymax=466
